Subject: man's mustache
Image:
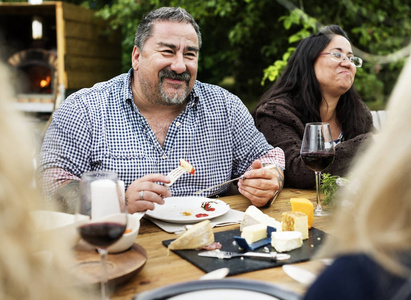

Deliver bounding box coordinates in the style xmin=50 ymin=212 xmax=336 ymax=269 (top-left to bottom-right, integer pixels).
xmin=159 ymin=69 xmax=191 ymax=82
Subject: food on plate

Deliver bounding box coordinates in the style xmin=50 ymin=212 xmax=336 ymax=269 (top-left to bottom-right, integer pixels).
xmin=271 ymin=231 xmax=303 ymax=252
xmin=195 ymin=213 xmax=208 ymax=218
xmin=181 ymin=211 xmax=192 ymax=216
xmin=290 ymin=198 xmax=314 ymax=229
xmin=179 ymin=159 xmax=195 ymax=175
xmin=282 ymin=211 xmax=309 ymax=240
xmin=241 ymin=223 xmax=268 ymax=244
xmin=201 ymin=201 xmax=217 ymax=211
xmin=240 ymin=205 xmax=281 ymax=231
xmin=168 ymin=220 xmax=216 ymax=250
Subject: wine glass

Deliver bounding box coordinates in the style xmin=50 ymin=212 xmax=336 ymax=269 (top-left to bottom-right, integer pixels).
xmin=76 ymin=171 xmax=127 ymax=300
xmin=300 ymin=123 xmax=335 ymax=216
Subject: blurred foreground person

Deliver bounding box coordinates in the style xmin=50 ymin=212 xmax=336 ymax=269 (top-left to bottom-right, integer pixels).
xmin=0 ymin=61 xmax=97 ymax=300
xmin=304 ymin=57 xmax=411 ymax=300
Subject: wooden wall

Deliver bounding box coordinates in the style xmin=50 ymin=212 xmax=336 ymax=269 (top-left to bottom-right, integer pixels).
xmin=0 ymin=1 xmax=122 ymax=92
xmin=58 ymin=2 xmax=122 ymax=90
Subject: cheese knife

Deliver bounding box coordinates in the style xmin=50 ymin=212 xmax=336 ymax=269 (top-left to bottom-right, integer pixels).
xmin=198 ymin=250 xmax=290 ymax=261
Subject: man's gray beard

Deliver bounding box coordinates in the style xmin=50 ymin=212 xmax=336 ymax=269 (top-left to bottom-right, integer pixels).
xmin=159 ymin=81 xmax=189 ymax=105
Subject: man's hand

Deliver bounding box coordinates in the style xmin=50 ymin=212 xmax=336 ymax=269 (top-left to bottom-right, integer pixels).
xmin=125 ymin=174 xmax=172 ymax=213
xmin=237 ymin=160 xmax=284 ymax=207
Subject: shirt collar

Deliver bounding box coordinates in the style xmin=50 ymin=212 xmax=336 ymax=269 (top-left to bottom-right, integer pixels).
xmin=187 ymin=83 xmax=200 ymax=109
xmin=124 ymin=68 xmax=134 ymax=103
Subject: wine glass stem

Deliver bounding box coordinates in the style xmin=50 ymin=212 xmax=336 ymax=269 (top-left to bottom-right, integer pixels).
xmin=315 ymin=171 xmax=322 ymax=213
xmin=98 ymin=248 xmax=110 ymax=300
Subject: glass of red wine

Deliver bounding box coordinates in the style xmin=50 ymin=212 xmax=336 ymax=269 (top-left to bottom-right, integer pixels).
xmin=77 ymin=171 xmax=127 ymax=300
xmin=300 ymin=123 xmax=335 ymax=216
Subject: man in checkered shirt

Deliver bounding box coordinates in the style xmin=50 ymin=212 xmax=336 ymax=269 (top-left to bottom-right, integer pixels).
xmin=38 ymin=7 xmax=285 ymax=213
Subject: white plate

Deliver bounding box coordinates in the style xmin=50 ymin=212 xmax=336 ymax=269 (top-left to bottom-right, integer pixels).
xmin=282 ymin=264 xmax=316 ymax=286
xmin=145 ymin=197 xmax=230 ymax=224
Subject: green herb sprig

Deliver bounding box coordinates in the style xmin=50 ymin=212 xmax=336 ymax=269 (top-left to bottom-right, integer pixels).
xmin=321 ymin=173 xmax=348 ymax=206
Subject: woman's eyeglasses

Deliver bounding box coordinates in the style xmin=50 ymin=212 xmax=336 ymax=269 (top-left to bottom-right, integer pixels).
xmin=320 ymin=52 xmax=363 ymax=68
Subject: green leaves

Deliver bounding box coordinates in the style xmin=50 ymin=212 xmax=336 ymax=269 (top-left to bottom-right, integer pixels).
xmin=261 ymin=47 xmax=295 ymax=85
xmin=74 ymin=0 xmax=409 ymax=110
xmin=262 ymin=8 xmax=317 ymax=84
xmin=261 ymin=9 xmax=316 ymax=85
xmin=320 ymin=173 xmax=348 ymax=206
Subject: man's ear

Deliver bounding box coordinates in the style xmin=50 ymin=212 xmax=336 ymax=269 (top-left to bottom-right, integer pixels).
xmin=132 ymin=46 xmax=141 ymax=70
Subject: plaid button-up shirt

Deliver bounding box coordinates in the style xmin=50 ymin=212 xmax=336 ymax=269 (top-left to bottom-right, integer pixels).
xmin=39 ymin=69 xmax=285 ymax=197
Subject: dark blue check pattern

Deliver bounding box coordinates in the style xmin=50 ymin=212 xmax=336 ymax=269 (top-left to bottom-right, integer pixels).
xmin=39 ymin=69 xmax=285 ymax=197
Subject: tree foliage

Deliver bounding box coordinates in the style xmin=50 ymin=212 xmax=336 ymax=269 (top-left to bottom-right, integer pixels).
xmin=265 ymin=0 xmax=411 ymax=109
xmin=11 ymin=0 xmax=407 ymax=109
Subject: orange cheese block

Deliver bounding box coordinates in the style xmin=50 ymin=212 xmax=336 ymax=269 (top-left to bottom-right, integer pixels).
xmin=290 ymin=198 xmax=314 ymax=229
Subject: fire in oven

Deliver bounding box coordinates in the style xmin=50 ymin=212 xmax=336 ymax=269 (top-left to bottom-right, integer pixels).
xmin=8 ymin=48 xmax=57 ymax=96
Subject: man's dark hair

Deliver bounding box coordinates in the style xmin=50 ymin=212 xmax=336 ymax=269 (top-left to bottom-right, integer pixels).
xmin=134 ymin=7 xmax=202 ymax=50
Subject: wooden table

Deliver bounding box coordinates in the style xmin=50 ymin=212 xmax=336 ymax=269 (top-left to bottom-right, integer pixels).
xmin=111 ymin=188 xmax=332 ymax=299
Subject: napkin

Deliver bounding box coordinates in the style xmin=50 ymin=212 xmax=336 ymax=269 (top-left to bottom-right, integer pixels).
xmin=146 ymin=209 xmax=245 ymax=234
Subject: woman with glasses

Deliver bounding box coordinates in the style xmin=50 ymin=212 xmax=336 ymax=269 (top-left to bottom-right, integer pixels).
xmin=253 ymin=25 xmax=373 ymax=189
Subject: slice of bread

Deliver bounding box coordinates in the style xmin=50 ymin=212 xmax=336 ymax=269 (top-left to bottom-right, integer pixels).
xmin=168 ymin=220 xmax=213 ymax=250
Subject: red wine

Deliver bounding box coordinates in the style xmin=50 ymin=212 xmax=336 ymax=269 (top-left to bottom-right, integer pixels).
xmin=301 ymin=152 xmax=335 ymax=172
xmin=79 ymin=222 xmax=126 ymax=248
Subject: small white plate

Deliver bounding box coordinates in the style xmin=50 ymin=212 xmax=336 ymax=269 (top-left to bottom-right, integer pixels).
xmin=145 ymin=197 xmax=230 ymax=224
xmin=282 ymin=264 xmax=316 ymax=286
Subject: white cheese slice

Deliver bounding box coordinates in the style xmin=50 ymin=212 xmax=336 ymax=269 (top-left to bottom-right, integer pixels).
xmin=240 ymin=205 xmax=281 ymax=231
xmin=271 ymin=231 xmax=303 ymax=252
xmin=241 ymin=223 xmax=267 ymax=244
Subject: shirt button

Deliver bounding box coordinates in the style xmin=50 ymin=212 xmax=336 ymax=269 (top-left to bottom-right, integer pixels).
xmin=176 ymin=122 xmax=181 ymax=127
xmin=162 ymin=155 xmax=167 ymax=159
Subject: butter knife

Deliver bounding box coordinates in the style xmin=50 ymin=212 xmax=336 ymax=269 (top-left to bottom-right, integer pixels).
xmin=194 ymin=175 xmax=244 ymax=194
xmin=194 ymin=164 xmax=278 ymax=194
xmin=198 ymin=250 xmax=290 ymax=261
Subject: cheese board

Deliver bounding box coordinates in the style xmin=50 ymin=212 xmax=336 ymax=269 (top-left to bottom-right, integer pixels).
xmin=163 ymin=227 xmax=326 ymax=276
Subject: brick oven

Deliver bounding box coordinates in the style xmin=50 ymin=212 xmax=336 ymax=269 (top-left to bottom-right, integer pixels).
xmin=8 ymin=48 xmax=58 ymax=106
xmin=0 ymin=1 xmax=122 ymax=113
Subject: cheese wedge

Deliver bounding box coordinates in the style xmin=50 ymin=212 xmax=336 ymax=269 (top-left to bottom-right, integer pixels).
xmin=240 ymin=205 xmax=281 ymax=231
xmin=290 ymin=198 xmax=314 ymax=229
xmin=282 ymin=211 xmax=308 ymax=240
xmin=168 ymin=220 xmax=213 ymax=250
xmin=271 ymin=231 xmax=303 ymax=252
xmin=241 ymin=223 xmax=267 ymax=244
xmin=179 ymin=159 xmax=195 ymax=175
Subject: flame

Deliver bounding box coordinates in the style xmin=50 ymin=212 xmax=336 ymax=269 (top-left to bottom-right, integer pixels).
xmin=40 ymin=75 xmax=51 ymax=88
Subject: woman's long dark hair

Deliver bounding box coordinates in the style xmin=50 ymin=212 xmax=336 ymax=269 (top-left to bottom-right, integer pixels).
xmin=255 ymin=25 xmax=370 ymax=139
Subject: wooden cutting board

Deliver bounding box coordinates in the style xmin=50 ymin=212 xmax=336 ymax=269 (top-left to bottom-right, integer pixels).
xmin=72 ymin=241 xmax=147 ymax=286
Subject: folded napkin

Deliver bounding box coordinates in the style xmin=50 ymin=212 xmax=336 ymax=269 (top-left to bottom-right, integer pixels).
xmin=146 ymin=209 xmax=245 ymax=234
